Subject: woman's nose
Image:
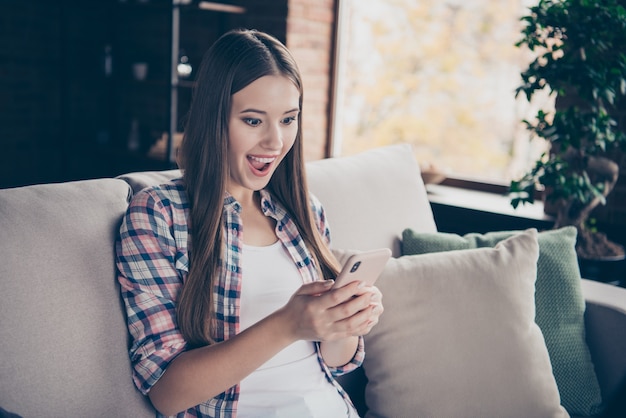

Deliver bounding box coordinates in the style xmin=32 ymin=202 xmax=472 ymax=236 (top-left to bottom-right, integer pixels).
xmin=263 ymin=123 xmax=284 ymax=149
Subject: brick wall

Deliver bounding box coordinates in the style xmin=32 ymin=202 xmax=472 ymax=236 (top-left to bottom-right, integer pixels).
xmin=286 ymin=0 xmax=336 ymax=161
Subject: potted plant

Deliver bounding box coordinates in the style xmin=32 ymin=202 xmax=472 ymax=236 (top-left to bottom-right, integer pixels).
xmin=510 ymin=0 xmax=626 ymax=262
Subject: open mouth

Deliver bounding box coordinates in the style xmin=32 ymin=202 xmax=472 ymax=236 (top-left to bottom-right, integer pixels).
xmin=247 ymin=155 xmax=276 ymax=176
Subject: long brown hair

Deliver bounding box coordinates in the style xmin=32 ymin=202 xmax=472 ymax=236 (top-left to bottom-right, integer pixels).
xmin=177 ymin=29 xmax=340 ymax=347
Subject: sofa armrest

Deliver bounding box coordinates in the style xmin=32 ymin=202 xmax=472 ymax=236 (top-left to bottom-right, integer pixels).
xmin=581 ymin=279 xmax=626 ymax=406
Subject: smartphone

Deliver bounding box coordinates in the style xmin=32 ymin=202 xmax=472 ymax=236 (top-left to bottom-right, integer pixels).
xmin=333 ymin=248 xmax=392 ymax=288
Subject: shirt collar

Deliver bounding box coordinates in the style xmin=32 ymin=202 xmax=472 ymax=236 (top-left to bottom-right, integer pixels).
xmin=223 ymin=192 xmax=241 ymax=213
xmin=222 ymin=189 xmax=285 ymax=219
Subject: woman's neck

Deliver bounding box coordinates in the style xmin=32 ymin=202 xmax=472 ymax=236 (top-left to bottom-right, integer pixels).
xmin=236 ymin=191 xmax=278 ymax=246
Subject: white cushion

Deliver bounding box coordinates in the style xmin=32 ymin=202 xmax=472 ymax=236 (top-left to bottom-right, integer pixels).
xmin=336 ymin=229 xmax=568 ymax=418
xmin=307 ymin=144 xmax=436 ymax=256
xmin=0 ymin=179 xmax=154 ymax=417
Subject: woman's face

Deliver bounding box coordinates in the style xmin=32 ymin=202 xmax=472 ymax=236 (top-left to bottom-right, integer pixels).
xmin=227 ymin=75 xmax=300 ymax=202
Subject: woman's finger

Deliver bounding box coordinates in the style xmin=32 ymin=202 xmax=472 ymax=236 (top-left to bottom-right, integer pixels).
xmin=295 ymin=279 xmax=335 ymax=296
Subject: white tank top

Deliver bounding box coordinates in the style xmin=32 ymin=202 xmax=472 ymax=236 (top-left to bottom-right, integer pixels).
xmin=237 ymin=241 xmax=354 ymax=418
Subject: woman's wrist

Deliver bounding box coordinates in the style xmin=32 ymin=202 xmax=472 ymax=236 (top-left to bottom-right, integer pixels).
xmin=319 ymin=336 xmax=359 ymax=367
xmin=268 ymin=305 xmax=301 ymax=345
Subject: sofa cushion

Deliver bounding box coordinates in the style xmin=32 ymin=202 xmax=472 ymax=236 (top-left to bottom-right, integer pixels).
xmin=306 ymin=144 xmax=437 ymax=256
xmin=336 ymin=230 xmax=568 ymax=418
xmin=0 ymin=179 xmax=154 ymax=417
xmin=402 ymin=226 xmax=603 ymax=416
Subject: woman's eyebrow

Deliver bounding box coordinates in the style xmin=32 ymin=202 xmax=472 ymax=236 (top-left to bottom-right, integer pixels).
xmin=239 ymin=108 xmax=266 ymax=114
xmin=239 ymin=108 xmax=300 ymax=114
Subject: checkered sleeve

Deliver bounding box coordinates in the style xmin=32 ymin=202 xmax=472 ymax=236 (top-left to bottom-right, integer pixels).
xmin=324 ymin=336 xmax=365 ymax=377
xmin=115 ymin=187 xmax=188 ymax=395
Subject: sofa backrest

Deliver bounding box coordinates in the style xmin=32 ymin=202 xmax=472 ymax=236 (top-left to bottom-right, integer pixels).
xmin=306 ymin=144 xmax=436 ymax=254
xmin=0 ymin=179 xmax=154 ymax=417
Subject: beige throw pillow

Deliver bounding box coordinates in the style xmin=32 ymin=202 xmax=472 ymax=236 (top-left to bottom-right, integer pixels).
xmin=337 ymin=229 xmax=569 ymax=418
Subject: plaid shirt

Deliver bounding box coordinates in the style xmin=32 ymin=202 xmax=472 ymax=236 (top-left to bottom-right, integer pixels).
xmin=116 ymin=178 xmax=364 ymax=417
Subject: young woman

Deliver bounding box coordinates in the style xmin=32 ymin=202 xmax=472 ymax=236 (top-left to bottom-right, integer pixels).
xmin=116 ymin=29 xmax=383 ymax=417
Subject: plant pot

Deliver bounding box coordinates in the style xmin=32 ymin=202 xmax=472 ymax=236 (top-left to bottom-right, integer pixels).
xmin=578 ymin=254 xmax=626 ymax=287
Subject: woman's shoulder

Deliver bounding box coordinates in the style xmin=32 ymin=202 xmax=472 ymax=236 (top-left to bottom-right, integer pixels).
xmin=308 ymin=192 xmax=325 ymax=216
xmin=307 ymin=192 xmax=331 ymax=234
xmin=129 ymin=177 xmax=188 ymax=210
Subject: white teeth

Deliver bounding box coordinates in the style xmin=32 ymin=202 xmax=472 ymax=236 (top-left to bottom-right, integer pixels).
xmin=248 ymin=156 xmax=276 ymax=163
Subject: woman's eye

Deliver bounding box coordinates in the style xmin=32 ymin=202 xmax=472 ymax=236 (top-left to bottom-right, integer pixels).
xmin=243 ymin=118 xmax=261 ymax=127
xmin=282 ymin=116 xmax=297 ymax=125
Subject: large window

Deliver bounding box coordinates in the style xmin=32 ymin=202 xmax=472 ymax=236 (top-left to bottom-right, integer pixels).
xmin=333 ymin=0 xmax=554 ymax=185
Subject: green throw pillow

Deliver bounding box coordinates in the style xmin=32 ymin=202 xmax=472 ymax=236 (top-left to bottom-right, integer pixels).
xmin=402 ymin=226 xmax=603 ymax=417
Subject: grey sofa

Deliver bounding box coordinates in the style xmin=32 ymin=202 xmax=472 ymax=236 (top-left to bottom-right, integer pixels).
xmin=1 ymin=144 xmax=625 ymax=417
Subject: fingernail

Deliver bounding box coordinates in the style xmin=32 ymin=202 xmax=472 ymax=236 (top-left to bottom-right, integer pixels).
xmin=325 ymin=279 xmax=335 ymax=286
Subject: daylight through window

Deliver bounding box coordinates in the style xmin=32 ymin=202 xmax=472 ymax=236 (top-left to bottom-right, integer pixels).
xmin=332 ymin=0 xmax=555 ymax=184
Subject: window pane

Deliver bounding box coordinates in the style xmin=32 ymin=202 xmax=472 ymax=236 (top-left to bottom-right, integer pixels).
xmin=333 ymin=0 xmax=554 ymax=183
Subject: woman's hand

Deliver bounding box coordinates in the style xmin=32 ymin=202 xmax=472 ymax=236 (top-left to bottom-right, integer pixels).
xmin=356 ymin=284 xmax=384 ymax=335
xmin=279 ymin=280 xmax=384 ymax=342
